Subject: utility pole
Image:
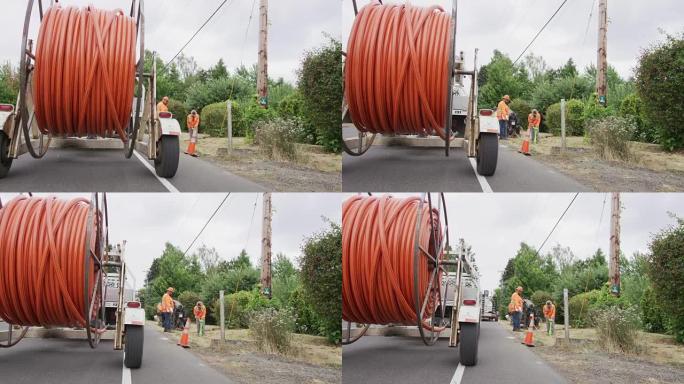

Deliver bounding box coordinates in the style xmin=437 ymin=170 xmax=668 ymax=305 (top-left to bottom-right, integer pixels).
xmin=609 ymin=192 xmax=621 ymax=296
xmin=596 ymin=0 xmax=608 ymax=107
xmin=260 ymin=192 xmax=272 ymax=298
xmin=257 ymin=0 xmax=269 ymax=109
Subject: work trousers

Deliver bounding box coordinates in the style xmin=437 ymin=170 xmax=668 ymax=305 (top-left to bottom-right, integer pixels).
xmin=499 ymin=120 xmax=508 ymax=139
xmin=546 ymin=319 xmax=555 ymax=335
xmin=512 ymin=311 xmax=522 ymax=330
xmin=196 ymin=319 xmax=205 ymax=336
xmin=531 ymin=127 xmax=539 ymax=144
xmin=162 ymin=312 xmax=173 ymax=331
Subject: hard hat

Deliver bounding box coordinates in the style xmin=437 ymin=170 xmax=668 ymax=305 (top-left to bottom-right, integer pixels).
xmin=191 ymin=110 xmax=197 ymax=115
xmin=516 ymin=286 xmax=523 ymax=291
xmin=546 ymin=300 xmax=552 ymax=305
xmin=503 ymin=95 xmax=511 ymax=101
xmin=167 ymin=287 xmax=175 ymax=292
xmin=196 ymin=301 xmax=203 ymax=306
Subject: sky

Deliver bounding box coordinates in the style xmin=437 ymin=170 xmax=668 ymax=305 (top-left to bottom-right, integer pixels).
xmin=345 ymin=193 xmax=684 ymax=294
xmin=0 ymin=0 xmax=341 ymax=83
xmin=343 ymin=0 xmax=684 ymax=79
xmin=0 ymin=193 xmax=344 ymax=291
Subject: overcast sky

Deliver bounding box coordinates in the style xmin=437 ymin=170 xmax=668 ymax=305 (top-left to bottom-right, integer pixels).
xmin=0 ymin=193 xmax=343 ymax=291
xmin=345 ymin=193 xmax=684 ymax=294
xmin=343 ymin=0 xmax=683 ymax=79
xmin=0 ymin=0 xmax=340 ymax=83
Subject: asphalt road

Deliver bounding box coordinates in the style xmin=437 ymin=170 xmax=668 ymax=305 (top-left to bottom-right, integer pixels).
xmin=342 ymin=321 xmax=567 ymax=384
xmin=0 ymin=149 xmax=264 ymax=192
xmin=342 ymin=129 xmax=591 ymax=193
xmin=0 ymin=326 xmax=234 ymax=384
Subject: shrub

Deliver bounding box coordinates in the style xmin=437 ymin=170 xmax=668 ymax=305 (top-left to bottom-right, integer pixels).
xmin=544 ymin=99 xmax=584 ymax=136
xmin=641 ymin=286 xmax=669 ymax=333
xmin=185 ymin=76 xmax=253 ymax=112
xmin=239 ymin=99 xmax=277 ymax=141
xmin=166 ymin=99 xmax=189 ymax=130
xmin=582 ymin=97 xmax=612 ymax=128
xmin=249 ymin=308 xmax=295 ymax=355
xmin=297 ymin=38 xmax=343 ymax=153
xmin=587 ymin=116 xmax=636 ymax=161
xmin=287 ymin=286 xmax=325 ymax=335
xmin=568 ymin=285 xmax=622 ymax=328
xmin=545 ymin=103 xmax=561 ymax=135
xmin=619 ymin=93 xmax=656 ymax=143
xmin=509 ymin=99 xmax=532 ymax=130
xmin=254 ymin=118 xmax=302 ymax=161
xmin=214 ymin=288 xmax=278 ymax=329
xmin=277 ymin=92 xmax=317 ymax=145
xmin=647 ymin=217 xmax=684 ymax=343
xmin=594 ymin=306 xmax=642 ymax=354
xmin=200 ymin=101 xmax=230 ymax=138
xmin=177 ymin=291 xmax=202 ymax=320
xmin=635 ymin=33 xmax=684 ymax=151
xmin=530 ymin=290 xmax=553 ymax=311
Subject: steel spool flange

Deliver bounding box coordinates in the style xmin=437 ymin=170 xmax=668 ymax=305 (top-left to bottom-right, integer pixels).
xmin=84 ymin=193 xmax=108 ymax=348
xmin=125 ymin=0 xmax=146 ymax=159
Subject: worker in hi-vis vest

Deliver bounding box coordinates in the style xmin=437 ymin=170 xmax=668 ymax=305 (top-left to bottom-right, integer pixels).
xmin=157 ymin=96 xmax=170 ymax=118
xmin=496 ymin=95 xmax=511 ymax=140
xmin=543 ymin=300 xmax=556 ymax=336
xmin=193 ymin=301 xmax=207 ymax=336
xmin=528 ymin=109 xmax=541 ymax=144
xmin=161 ymin=287 xmax=175 ymax=332
xmin=185 ymin=110 xmax=200 ymax=157
xmin=509 ymin=286 xmax=524 ymax=331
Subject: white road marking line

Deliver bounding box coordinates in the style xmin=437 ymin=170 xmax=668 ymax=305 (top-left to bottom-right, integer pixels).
xmin=133 ymin=150 xmax=180 ymax=193
xmin=122 ymin=353 xmax=132 ymax=384
xmin=160 ymin=337 xmax=168 ymax=341
xmin=506 ymin=336 xmax=515 ymax=339
xmin=450 ymin=364 xmax=466 ymax=384
xmin=468 ymin=158 xmax=494 ymax=193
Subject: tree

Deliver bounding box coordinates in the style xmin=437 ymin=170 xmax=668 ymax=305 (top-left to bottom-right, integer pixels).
xmin=478 ymin=50 xmax=533 ymax=109
xmin=196 ymin=245 xmax=220 ymax=274
xmin=501 ymin=243 xmax=558 ymax=300
xmin=0 ymin=63 xmax=19 ymax=104
xmin=272 ymin=253 xmax=299 ymax=305
xmin=209 ymin=59 xmax=229 ymax=80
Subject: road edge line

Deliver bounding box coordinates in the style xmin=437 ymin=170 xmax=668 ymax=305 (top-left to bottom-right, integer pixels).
xmin=122 ymin=353 xmax=132 ymax=384
xmin=133 ymin=150 xmax=180 ymax=193
xmin=450 ymin=363 xmax=465 ymax=384
xmin=468 ymin=158 xmax=494 ymax=193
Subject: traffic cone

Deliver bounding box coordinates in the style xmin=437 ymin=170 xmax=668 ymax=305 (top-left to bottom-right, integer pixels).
xmin=522 ymin=314 xmax=535 ymax=347
xmin=185 ymin=129 xmax=198 ymax=157
xmin=518 ymin=135 xmax=531 ymax=156
xmin=177 ymin=318 xmax=191 ymax=348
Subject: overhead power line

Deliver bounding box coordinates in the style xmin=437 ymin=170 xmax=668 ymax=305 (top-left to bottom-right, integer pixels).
xmin=164 ymin=0 xmax=234 ymax=70
xmin=183 ymin=193 xmax=231 ymax=256
xmin=535 ymin=193 xmax=580 ymax=256
xmin=512 ymin=0 xmax=570 ymax=66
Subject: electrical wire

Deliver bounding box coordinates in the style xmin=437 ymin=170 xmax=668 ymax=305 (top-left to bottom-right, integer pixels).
xmin=33 ymin=5 xmax=137 ymax=140
xmin=535 ymin=193 xmax=580 ymax=256
xmin=512 ymin=0 xmax=570 ymax=66
xmin=345 ymin=2 xmax=454 ymax=139
xmin=183 ymin=193 xmax=231 ymax=256
xmin=243 ymin=194 xmax=259 ymax=251
xmin=342 ymin=195 xmax=444 ymax=330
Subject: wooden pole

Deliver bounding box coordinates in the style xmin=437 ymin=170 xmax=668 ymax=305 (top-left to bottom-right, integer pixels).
xmin=219 ymin=290 xmax=225 ymax=342
xmin=609 ymin=192 xmax=621 ymax=296
xmin=260 ymin=193 xmax=272 ymax=298
xmin=560 ymin=99 xmax=566 ymax=153
xmin=563 ymin=288 xmax=569 ymax=343
xmin=597 ymin=0 xmax=608 ymax=107
xmin=226 ymin=101 xmax=233 ymax=152
xmin=257 ymin=0 xmax=269 ymax=109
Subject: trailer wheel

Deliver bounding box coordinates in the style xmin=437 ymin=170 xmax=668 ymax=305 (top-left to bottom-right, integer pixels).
xmin=124 ymin=325 xmax=144 ymax=369
xmin=0 ymin=131 xmax=13 ymax=179
xmin=476 ymin=133 xmax=498 ymax=176
xmin=459 ymin=322 xmax=479 ymax=366
xmin=155 ymin=135 xmax=179 ymax=178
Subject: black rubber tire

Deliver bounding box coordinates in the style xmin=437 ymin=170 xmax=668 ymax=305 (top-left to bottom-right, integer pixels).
xmin=459 ymin=322 xmax=479 ymax=366
xmin=476 ymin=133 xmax=498 ymax=176
xmin=124 ymin=325 xmax=144 ymax=369
xmin=0 ymin=131 xmax=13 ymax=179
xmin=154 ymin=136 xmax=179 ymax=178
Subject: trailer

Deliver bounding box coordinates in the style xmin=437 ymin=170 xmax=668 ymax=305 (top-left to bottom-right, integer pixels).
xmin=0 ymin=0 xmax=181 ymax=180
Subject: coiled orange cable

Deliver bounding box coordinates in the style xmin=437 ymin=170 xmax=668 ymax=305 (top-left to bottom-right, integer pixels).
xmin=0 ymin=196 xmax=99 ymax=329
xmin=33 ymin=5 xmax=137 ymax=141
xmin=345 ymin=2 xmax=453 ymax=139
xmin=342 ymin=195 xmax=444 ymax=330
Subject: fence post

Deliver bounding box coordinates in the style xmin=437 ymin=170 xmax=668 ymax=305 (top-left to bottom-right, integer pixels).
xmin=227 ymin=101 xmax=233 ymax=152
xmin=219 ymin=290 xmax=225 ymax=342
xmin=563 ymin=288 xmax=570 ymax=343
xmin=560 ymin=98 xmax=567 ymax=154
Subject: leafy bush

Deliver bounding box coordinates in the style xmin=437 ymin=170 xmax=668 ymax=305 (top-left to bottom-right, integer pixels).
xmin=0 ymin=63 xmax=19 ymax=105
xmin=185 ymin=76 xmax=253 ymax=112
xmin=544 ymin=99 xmax=584 ymax=136
xmin=239 ymin=100 xmax=277 ymax=141
xmin=297 ymin=38 xmax=342 ymax=153
xmin=166 ymin=99 xmax=189 ymax=130
xmin=619 ymin=93 xmax=656 ymax=143
xmin=568 ymin=285 xmax=622 ymax=328
xmin=594 ymin=306 xmax=642 ymax=354
xmin=254 ymin=118 xmax=302 ymax=161
xmin=214 ymin=288 xmax=278 ymax=329
xmin=299 ymin=222 xmax=342 ymax=343
xmin=509 ymin=99 xmax=532 ymax=130
xmin=647 ymin=217 xmax=684 ymax=343
xmin=641 ymin=286 xmax=669 ymax=333
xmin=177 ymin=291 xmax=202 ymax=320
xmin=287 ymin=286 xmax=325 ymax=335
xmin=200 ymin=101 xmax=230 ymax=138
xmin=249 ymin=308 xmax=295 ymax=355
xmin=277 ymin=92 xmax=317 ymax=145
xmin=582 ymin=97 xmax=612 ymax=128
xmin=635 ymin=33 xmax=684 ymax=151
xmin=587 ymin=116 xmax=636 ymax=161
xmin=531 ymin=290 xmax=553 ymax=310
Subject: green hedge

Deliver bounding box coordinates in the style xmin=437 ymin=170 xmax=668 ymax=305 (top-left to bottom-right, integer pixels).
xmin=545 ymin=99 xmax=585 ymax=136
xmin=199 ymin=100 xmax=277 ymax=139
xmin=509 ymin=99 xmax=532 ymax=130
xmin=167 ymin=98 xmax=189 ymax=130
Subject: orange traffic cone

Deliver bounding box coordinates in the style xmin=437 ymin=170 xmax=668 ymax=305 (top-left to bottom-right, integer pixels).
xmin=518 ymin=135 xmax=531 ymax=156
xmin=522 ymin=314 xmax=535 ymax=347
xmin=177 ymin=318 xmax=191 ymax=348
xmin=185 ymin=128 xmax=198 ymax=157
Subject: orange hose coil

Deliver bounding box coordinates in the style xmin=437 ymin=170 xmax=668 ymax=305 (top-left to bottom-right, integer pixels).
xmin=345 ymin=2 xmax=454 ymax=139
xmin=0 ymin=196 xmax=99 ymax=328
xmin=33 ymin=5 xmax=137 ymax=141
xmin=342 ymin=195 xmax=444 ymax=329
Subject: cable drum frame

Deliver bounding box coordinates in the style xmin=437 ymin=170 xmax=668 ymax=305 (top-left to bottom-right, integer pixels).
xmin=341 ymin=0 xmax=458 ymax=158
xmin=5 ymin=0 xmax=147 ymax=163
xmin=0 ymin=193 xmax=109 ymax=350
xmin=342 ymin=192 xmax=452 ymax=346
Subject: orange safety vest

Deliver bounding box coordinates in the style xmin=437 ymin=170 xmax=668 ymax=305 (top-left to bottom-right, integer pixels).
xmin=157 ymin=102 xmax=169 ymax=113
xmin=543 ymin=304 xmax=556 ymax=320
xmin=528 ymin=113 xmax=541 ymax=128
xmin=161 ymin=293 xmax=174 ymax=313
xmin=496 ymin=100 xmax=510 ymax=121
xmin=187 ymin=115 xmax=200 ymax=129
xmin=193 ymin=305 xmax=206 ymax=320
xmin=510 ymin=292 xmax=523 ymax=312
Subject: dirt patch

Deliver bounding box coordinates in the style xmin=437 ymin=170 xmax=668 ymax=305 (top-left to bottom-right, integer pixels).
xmin=497 ymin=321 xmax=684 ymax=384
xmin=504 ymin=135 xmax=684 ymax=192
xmin=180 ymin=133 xmax=342 ymax=192
xmin=150 ymin=322 xmax=341 ymax=384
